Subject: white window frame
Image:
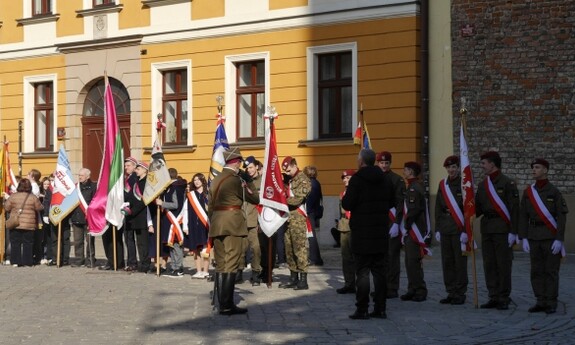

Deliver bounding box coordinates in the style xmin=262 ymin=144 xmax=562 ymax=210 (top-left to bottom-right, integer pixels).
xmin=83 ymin=0 xmax=119 ymax=9
xmin=306 ymin=42 xmax=358 ymax=140
xmin=224 ymin=52 xmax=270 ymax=143
xmin=150 ymin=60 xmax=193 ymax=146
xmin=23 ymin=74 xmax=58 ymax=153
xmin=25 ymin=0 xmax=56 ymax=17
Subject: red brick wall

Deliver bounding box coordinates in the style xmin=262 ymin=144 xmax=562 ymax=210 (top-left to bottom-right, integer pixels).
xmin=451 ymin=0 xmax=575 ymax=191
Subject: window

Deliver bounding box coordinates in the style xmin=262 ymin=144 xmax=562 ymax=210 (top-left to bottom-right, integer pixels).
xmin=317 ymin=52 xmax=352 ymax=138
xmin=162 ymin=69 xmax=188 ymax=145
xmin=83 ymin=77 xmax=131 ymax=116
xmin=236 ymin=60 xmax=265 ymax=141
xmin=32 ymin=0 xmax=52 ymax=15
xmin=34 ymin=82 xmax=54 ymax=151
xmin=93 ymin=0 xmax=115 ymax=6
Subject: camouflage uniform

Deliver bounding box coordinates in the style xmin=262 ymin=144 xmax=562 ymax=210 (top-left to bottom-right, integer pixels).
xmin=519 ymin=180 xmax=568 ymax=311
xmin=285 ymin=170 xmax=311 ymax=273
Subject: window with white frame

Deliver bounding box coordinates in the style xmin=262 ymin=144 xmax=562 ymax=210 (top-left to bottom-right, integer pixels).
xmin=151 ymin=60 xmax=192 ymax=146
xmin=307 ymin=43 xmax=357 ymax=141
xmin=32 ymin=0 xmax=52 ymax=16
xmin=225 ymin=52 xmax=270 ymax=144
xmin=93 ymin=0 xmax=115 ymax=6
xmin=24 ymin=75 xmax=57 ymax=153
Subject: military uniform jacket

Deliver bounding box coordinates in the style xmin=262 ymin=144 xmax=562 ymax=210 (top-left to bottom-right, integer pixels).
xmin=208 ymin=167 xmax=259 ymax=237
xmin=519 ymin=181 xmax=568 ymax=242
xmin=337 ymin=190 xmax=350 ymax=233
xmin=404 ymin=179 xmax=427 ymax=237
xmin=475 ymin=172 xmax=519 ymax=234
xmin=286 ymin=170 xmax=311 ymax=217
xmin=387 ymin=170 xmax=406 ymax=226
xmin=244 ymin=174 xmax=261 ymax=228
xmin=435 ymin=176 xmax=464 ymax=235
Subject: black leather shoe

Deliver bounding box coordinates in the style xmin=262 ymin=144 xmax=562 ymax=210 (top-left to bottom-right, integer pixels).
xmin=528 ymin=305 xmax=546 ymax=313
xmin=386 ymin=291 xmax=399 ymax=299
xmin=348 ymin=310 xmax=369 ymax=320
xmin=450 ymin=296 xmax=466 ymax=305
xmin=368 ymin=310 xmax=387 ymax=319
xmin=497 ymin=301 xmax=509 ymax=310
xmin=220 ymin=305 xmax=248 ymax=315
xmin=99 ymin=264 xmax=112 ymax=271
xmin=480 ymin=300 xmax=498 ymax=309
xmin=336 ymin=286 xmax=356 ymax=294
xmin=545 ymin=306 xmax=556 ymax=314
xmin=412 ymin=295 xmax=426 ymax=302
xmin=400 ymin=293 xmax=414 ymax=301
xmin=439 ymin=296 xmax=453 ymax=304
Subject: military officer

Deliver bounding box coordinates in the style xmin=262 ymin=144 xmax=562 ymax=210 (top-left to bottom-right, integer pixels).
xmin=519 ymin=158 xmax=568 ymax=314
xmin=278 ymin=156 xmax=311 ymax=290
xmin=208 ymin=147 xmax=259 ymax=315
xmin=335 ymin=169 xmax=356 ymax=294
xmin=400 ymin=161 xmax=429 ymax=302
xmin=475 ymin=151 xmax=519 ymax=310
xmin=435 ymin=155 xmax=468 ymax=305
xmin=376 ymin=151 xmax=406 ymax=299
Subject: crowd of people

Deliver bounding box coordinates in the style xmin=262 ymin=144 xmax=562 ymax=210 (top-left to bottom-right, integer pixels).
xmin=3 ymin=147 xmax=567 ymax=319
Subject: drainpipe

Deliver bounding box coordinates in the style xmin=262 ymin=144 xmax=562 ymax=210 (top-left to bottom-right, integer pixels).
xmin=420 ymin=0 xmax=430 ymax=199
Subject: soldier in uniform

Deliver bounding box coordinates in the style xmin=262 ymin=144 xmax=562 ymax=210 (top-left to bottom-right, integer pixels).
xmin=435 ymin=155 xmax=468 ymax=305
xmin=376 ymin=151 xmax=405 ymax=299
xmin=208 ymin=147 xmax=259 ymax=315
xmin=519 ymin=158 xmax=568 ymax=314
xmin=475 ymin=151 xmax=519 ymax=310
xmin=400 ymin=161 xmax=429 ymax=302
xmin=278 ymin=156 xmax=311 ymax=290
xmin=335 ymin=169 xmax=356 ymax=294
xmin=242 ymin=156 xmax=263 ymax=286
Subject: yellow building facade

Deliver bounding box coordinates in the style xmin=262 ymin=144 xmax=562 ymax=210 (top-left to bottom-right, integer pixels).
xmin=0 ymin=0 xmax=422 ymax=201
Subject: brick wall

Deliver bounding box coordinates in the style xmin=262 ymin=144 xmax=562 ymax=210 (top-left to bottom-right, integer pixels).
xmin=451 ymin=0 xmax=575 ymax=192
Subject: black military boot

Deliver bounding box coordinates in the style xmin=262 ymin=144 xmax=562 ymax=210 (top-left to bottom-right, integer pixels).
xmin=251 ymin=270 xmax=261 ymax=286
xmin=235 ymin=269 xmax=244 ymax=284
xmin=278 ymin=271 xmax=299 ymax=289
xmin=294 ymin=272 xmax=309 ymax=290
xmin=219 ymin=272 xmax=248 ymax=315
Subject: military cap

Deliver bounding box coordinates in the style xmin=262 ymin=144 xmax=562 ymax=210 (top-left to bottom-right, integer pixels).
xmin=443 ymin=155 xmax=460 ymax=167
xmin=376 ymin=151 xmax=392 ymax=162
xmin=404 ymin=161 xmax=421 ymax=176
xmin=223 ymin=147 xmax=243 ymax=163
xmin=530 ymin=158 xmax=549 ymax=170
xmin=282 ymin=156 xmax=294 ymax=170
xmin=341 ymin=169 xmax=355 ymax=179
xmin=243 ymin=155 xmax=256 ymax=168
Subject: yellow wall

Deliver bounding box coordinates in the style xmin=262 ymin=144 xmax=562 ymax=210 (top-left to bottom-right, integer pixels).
xmin=57 ymin=0 xmax=84 ymax=37
xmin=269 ymin=0 xmax=308 ymax=10
xmin=192 ymin=0 xmax=225 ymax=20
xmin=0 ymin=2 xmax=24 ymax=43
xmin=120 ymin=1 xmax=150 ymax=29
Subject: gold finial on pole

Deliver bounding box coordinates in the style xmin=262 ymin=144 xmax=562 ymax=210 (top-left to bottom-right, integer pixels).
xmin=216 ymin=95 xmax=224 ymax=114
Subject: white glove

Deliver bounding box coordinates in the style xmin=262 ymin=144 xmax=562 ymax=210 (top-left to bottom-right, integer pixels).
xmin=389 ymin=223 xmax=399 ymax=238
xmin=460 ymin=232 xmax=468 ymax=244
xmin=508 ymin=233 xmax=518 ymax=247
xmin=435 ymin=231 xmax=441 ymax=242
xmin=42 ymin=216 xmax=49 ymax=224
xmin=551 ymin=240 xmax=563 ymax=255
xmin=522 ymin=238 xmax=530 ymax=253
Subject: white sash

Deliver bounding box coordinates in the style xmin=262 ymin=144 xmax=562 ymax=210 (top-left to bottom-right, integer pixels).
xmin=486 ymin=177 xmax=511 ymax=223
xmin=527 ymin=184 xmax=557 ymax=231
xmin=440 ymin=178 xmax=464 ymax=229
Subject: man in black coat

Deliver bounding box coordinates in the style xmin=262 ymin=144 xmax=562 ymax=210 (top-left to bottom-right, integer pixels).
xmin=342 ymin=149 xmax=395 ymax=320
xmin=70 ymin=168 xmax=96 ymax=267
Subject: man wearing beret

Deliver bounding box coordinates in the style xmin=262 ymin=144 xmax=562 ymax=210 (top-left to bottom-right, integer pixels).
xmin=519 ymin=158 xmax=568 ymax=314
xmin=475 ymin=151 xmax=519 ymax=310
xmin=376 ymin=151 xmax=406 ymax=299
xmin=400 ymin=161 xmax=430 ymax=302
xmin=343 ymin=149 xmax=395 ymax=319
xmin=335 ymin=169 xmax=356 ymax=294
xmin=278 ymin=156 xmax=312 ymax=290
xmin=435 ymin=155 xmax=468 ymax=305
xmin=209 ymin=147 xmax=259 ymax=315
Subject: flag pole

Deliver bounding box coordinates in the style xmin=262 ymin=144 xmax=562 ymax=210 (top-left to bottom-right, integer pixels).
xmin=156 ymin=113 xmax=163 ymax=277
xmin=57 ymin=223 xmax=62 ymax=267
xmin=112 ymin=225 xmax=117 ymax=271
xmin=266 ymin=111 xmax=276 ymax=288
xmin=0 ymin=137 xmax=6 ymax=263
xmin=460 ymin=98 xmax=479 ymax=309
xmin=359 ymin=103 xmax=364 ymax=150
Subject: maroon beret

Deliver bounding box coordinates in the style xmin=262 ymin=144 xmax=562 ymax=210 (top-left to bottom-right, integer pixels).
xmin=480 ymin=151 xmax=500 ymax=161
xmin=341 ymin=169 xmax=355 ymax=179
xmin=443 ymin=155 xmax=460 ymax=167
xmin=282 ymin=156 xmax=294 ymax=170
xmin=376 ymin=151 xmax=392 ymax=162
xmin=404 ymin=161 xmax=421 ymax=176
xmin=530 ymin=158 xmax=549 ymax=170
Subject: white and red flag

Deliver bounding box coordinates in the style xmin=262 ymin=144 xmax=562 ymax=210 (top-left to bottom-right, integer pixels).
xmin=49 ymin=145 xmax=79 ymax=225
xmin=258 ymin=109 xmax=289 ymax=237
xmin=460 ymin=124 xmax=477 ymax=252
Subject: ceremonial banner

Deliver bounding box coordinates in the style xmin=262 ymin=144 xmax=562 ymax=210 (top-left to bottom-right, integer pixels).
xmin=49 ymin=145 xmax=79 ymax=225
xmin=142 ymin=137 xmax=171 ymax=205
xmin=258 ymin=113 xmax=289 ymax=237
xmin=87 ymin=75 xmax=125 ymax=235
xmin=353 ymin=119 xmax=371 ymax=149
xmin=460 ymin=125 xmax=476 ymax=252
xmin=208 ymin=114 xmax=230 ymax=185
xmin=1 ymin=142 xmax=17 ymax=195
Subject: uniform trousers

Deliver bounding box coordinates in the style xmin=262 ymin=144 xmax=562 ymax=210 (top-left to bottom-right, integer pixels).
xmin=340 ymin=231 xmax=356 ymax=288
xmin=259 ymin=231 xmax=277 ymax=281
xmin=213 ymin=235 xmax=245 ymax=273
xmin=10 ymin=229 xmax=34 ymax=266
xmin=481 ymin=233 xmax=513 ymax=303
xmin=386 ymin=235 xmax=402 ymax=294
xmin=440 ymin=233 xmax=468 ymax=298
xmin=404 ymin=236 xmax=427 ymax=298
xmin=246 ymin=227 xmax=262 ymax=272
xmin=354 ymin=252 xmax=387 ymax=312
xmin=529 ymin=238 xmax=561 ymax=308
xmin=284 ymin=215 xmax=309 ymax=273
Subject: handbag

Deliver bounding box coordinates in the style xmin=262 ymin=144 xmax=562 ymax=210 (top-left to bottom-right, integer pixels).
xmin=6 ymin=193 xmax=31 ymax=230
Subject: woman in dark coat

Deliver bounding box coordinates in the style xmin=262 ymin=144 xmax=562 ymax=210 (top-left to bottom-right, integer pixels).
xmin=185 ymin=173 xmax=210 ymax=278
xmin=303 ymin=166 xmax=324 ymax=266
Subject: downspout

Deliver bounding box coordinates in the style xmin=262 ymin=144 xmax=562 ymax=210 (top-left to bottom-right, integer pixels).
xmin=420 ymin=0 xmax=430 ymax=199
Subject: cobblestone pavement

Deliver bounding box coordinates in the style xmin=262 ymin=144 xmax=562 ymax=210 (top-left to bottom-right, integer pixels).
xmin=0 ymin=239 xmax=573 ymax=345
